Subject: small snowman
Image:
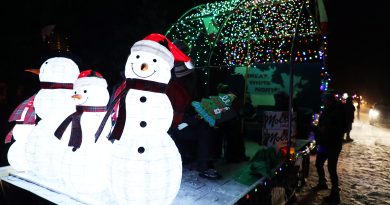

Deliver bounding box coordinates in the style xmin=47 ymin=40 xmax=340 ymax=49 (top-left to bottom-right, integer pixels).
xmin=24 ymin=57 xmax=80 ymax=184
xmin=6 ymin=90 xmax=37 ymax=172
xmin=95 ymin=33 xmax=191 ymax=205
xmin=54 ymin=70 xmax=112 ymax=204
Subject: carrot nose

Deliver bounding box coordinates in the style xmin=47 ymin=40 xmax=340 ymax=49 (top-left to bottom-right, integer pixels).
xmin=141 ymin=63 xmax=148 ymax=71
xmin=72 ymin=94 xmax=82 ymax=99
xmin=25 ymin=69 xmax=40 ymax=75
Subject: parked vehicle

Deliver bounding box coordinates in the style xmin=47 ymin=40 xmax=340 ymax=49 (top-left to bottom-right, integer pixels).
xmin=369 ymin=103 xmax=390 ymax=127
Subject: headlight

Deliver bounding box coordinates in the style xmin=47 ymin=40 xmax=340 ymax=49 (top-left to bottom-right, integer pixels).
xmin=369 ymin=109 xmax=379 ymax=119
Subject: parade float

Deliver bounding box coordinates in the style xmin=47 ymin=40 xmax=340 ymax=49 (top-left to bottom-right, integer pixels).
xmin=165 ymin=0 xmax=328 ymax=203
xmin=1 ymin=0 xmax=329 ymax=204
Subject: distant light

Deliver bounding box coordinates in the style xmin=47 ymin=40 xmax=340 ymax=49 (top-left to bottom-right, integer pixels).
xmin=369 ymin=109 xmax=379 ymax=119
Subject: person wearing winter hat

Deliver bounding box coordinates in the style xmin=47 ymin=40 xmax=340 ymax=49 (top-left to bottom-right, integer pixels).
xmin=166 ymin=39 xmax=221 ymax=180
xmin=312 ymin=91 xmax=346 ymax=203
xmin=343 ymin=96 xmax=355 ymax=142
xmin=215 ymin=77 xmax=249 ymax=163
xmin=172 ymin=39 xmax=194 ymax=78
xmin=170 ymin=39 xmax=198 ymax=99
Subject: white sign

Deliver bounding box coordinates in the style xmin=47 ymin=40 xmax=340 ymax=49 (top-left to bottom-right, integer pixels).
xmin=262 ymin=111 xmax=296 ymax=153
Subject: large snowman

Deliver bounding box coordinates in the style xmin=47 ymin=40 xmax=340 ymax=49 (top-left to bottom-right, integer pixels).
xmin=24 ymin=57 xmax=80 ymax=184
xmin=54 ymin=70 xmax=113 ymax=204
xmin=95 ymin=33 xmax=190 ymax=205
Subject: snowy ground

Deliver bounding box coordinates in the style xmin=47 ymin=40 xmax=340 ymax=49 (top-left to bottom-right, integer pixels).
xmin=293 ymin=109 xmax=390 ymax=205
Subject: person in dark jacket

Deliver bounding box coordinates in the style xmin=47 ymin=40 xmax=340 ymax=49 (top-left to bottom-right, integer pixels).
xmin=312 ymin=91 xmax=346 ymax=203
xmin=343 ymin=96 xmax=355 ymax=142
xmin=216 ymin=80 xmax=249 ymax=163
xmin=166 ymin=40 xmax=221 ymax=180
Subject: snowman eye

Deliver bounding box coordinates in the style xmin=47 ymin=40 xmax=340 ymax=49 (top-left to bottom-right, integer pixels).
xmin=136 ymin=55 xmax=140 ymax=59
xmin=153 ymin=59 xmax=157 ymax=63
xmin=74 ymin=91 xmax=77 ymax=94
xmin=84 ymin=90 xmax=87 ymax=93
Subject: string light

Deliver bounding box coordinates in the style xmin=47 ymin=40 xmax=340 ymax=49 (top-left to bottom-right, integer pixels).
xmin=169 ymin=1 xmax=318 ymax=63
xmin=166 ymin=0 xmax=330 ymax=92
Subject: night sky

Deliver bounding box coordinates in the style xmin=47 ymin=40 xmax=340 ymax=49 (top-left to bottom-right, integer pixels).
xmin=2 ymin=0 xmax=201 ymax=89
xmin=325 ymin=1 xmax=389 ymax=103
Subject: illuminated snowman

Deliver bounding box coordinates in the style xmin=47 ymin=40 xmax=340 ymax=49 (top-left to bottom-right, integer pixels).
xmin=95 ymin=34 xmax=191 ymax=205
xmin=54 ymin=70 xmax=113 ymax=204
xmin=24 ymin=57 xmax=80 ymax=184
xmin=6 ymin=93 xmax=37 ymax=172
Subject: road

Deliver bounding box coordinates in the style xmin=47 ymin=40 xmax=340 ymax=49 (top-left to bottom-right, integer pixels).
xmin=293 ymin=105 xmax=390 ymax=205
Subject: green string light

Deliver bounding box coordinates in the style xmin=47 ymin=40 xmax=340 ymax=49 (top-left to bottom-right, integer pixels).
xmin=166 ymin=0 xmax=330 ymax=91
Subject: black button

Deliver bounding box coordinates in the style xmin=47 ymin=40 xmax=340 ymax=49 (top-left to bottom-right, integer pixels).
xmin=140 ymin=121 xmax=147 ymax=127
xmin=140 ymin=96 xmax=146 ymax=102
xmin=138 ymin=147 xmax=145 ymax=153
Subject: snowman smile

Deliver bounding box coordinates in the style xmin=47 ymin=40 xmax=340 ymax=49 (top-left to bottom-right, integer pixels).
xmin=78 ymin=97 xmax=88 ymax=105
xmin=132 ymin=63 xmax=156 ymax=78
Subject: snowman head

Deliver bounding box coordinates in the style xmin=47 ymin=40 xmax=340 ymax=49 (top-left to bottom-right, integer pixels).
xmin=125 ymin=33 xmax=191 ymax=84
xmin=39 ymin=57 xmax=80 ymax=83
xmin=72 ymin=70 xmax=109 ymax=106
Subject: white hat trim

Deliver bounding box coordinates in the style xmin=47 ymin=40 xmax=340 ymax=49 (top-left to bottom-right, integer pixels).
xmin=74 ymin=77 xmax=107 ymax=88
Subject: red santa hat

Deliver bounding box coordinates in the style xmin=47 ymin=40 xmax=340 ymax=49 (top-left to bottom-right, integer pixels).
xmin=131 ymin=33 xmax=192 ymax=69
xmin=74 ymin=70 xmax=107 ymax=88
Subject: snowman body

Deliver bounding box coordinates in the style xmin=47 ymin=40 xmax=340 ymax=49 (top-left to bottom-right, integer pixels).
xmin=24 ymin=57 xmax=79 ymax=183
xmin=110 ymin=41 xmax=182 ymax=205
xmin=59 ymin=76 xmax=113 ymax=204
xmin=61 ymin=111 xmax=112 ymax=204
xmin=7 ymin=123 xmax=35 ymax=171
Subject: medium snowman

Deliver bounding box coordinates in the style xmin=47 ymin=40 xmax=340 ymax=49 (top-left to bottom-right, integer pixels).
xmin=54 ymin=70 xmax=113 ymax=204
xmin=95 ymin=33 xmax=190 ymax=205
xmin=24 ymin=57 xmax=80 ymax=184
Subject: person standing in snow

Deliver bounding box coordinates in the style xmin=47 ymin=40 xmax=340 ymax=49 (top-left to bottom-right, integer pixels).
xmin=312 ymin=91 xmax=346 ymax=203
xmin=343 ymin=96 xmax=355 ymax=142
